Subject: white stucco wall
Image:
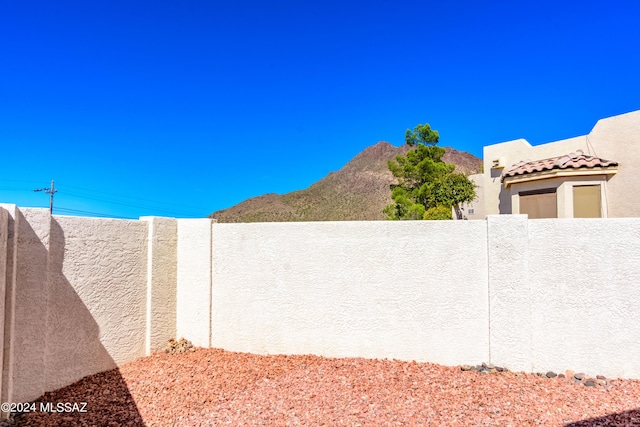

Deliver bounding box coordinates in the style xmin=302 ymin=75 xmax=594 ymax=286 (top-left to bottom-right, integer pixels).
xmin=487 ymin=215 xmax=532 ymax=372
xmin=486 ymin=215 xmax=640 ymax=378
xmin=177 ymin=219 xmax=214 ymax=347
xmin=141 ymin=216 xmax=177 ymax=355
xmin=210 ymin=221 xmax=490 ymax=366
xmin=2 ymin=204 xmax=640 ymax=406
xmin=45 ymin=216 xmax=148 ymax=395
xmin=9 ymin=208 xmax=51 ymax=403
xmin=527 ymin=218 xmax=640 ymax=378
xmin=0 ymin=208 xmax=8 ymax=405
xmin=0 ymin=209 xmax=150 ymax=403
xmin=0 ymin=204 xmax=19 ymax=409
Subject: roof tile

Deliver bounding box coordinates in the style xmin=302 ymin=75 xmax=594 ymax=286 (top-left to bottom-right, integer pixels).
xmin=501 ymin=151 xmax=618 ymax=182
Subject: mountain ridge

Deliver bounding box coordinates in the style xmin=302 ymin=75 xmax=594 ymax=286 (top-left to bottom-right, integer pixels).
xmin=209 ymin=142 xmax=482 ymax=222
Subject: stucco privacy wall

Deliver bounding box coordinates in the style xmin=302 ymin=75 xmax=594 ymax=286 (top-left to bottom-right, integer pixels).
xmin=0 ymin=208 xmax=7 ymax=405
xmin=47 ymin=215 xmax=148 ymax=390
xmin=0 ymin=204 xmax=18 ymax=409
xmin=209 ymin=221 xmax=490 ymax=365
xmin=0 ymin=206 xmax=173 ymax=404
xmin=4 ymin=208 xmax=51 ymax=404
xmin=487 ymin=215 xmax=640 ymax=378
xmin=3 ymin=207 xmax=640 ymax=406
xmin=487 ymin=215 xmax=531 ymax=372
xmin=176 ymin=219 xmax=213 ymax=348
xmin=141 ymin=216 xmax=177 ymax=355
xmin=527 ymin=218 xmax=640 ymax=379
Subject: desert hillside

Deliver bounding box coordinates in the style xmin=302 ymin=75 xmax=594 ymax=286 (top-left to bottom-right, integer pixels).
xmin=209 ymin=142 xmax=482 ymax=222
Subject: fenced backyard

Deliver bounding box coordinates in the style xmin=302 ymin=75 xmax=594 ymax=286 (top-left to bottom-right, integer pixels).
xmin=1 ymin=204 xmax=639 ymax=421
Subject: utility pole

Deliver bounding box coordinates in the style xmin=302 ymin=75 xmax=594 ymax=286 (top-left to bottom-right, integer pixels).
xmin=34 ymin=180 xmax=58 ymax=213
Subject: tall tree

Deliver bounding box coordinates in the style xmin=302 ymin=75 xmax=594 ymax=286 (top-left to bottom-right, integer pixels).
xmin=383 ymin=123 xmax=476 ymax=220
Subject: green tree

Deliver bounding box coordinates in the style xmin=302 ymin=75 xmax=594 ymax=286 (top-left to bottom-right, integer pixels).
xmin=383 ymin=123 xmax=476 ymax=220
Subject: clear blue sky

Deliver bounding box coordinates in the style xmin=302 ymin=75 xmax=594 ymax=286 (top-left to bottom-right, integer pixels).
xmin=2 ymin=0 xmax=639 ymax=219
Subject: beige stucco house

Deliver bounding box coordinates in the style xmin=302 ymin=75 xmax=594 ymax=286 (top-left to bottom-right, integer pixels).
xmin=461 ymin=110 xmax=640 ymax=219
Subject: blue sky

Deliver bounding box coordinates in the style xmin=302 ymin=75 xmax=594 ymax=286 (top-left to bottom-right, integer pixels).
xmin=2 ymin=0 xmax=639 ymax=219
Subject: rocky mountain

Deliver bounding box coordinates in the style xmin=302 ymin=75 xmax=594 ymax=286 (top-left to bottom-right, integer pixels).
xmin=209 ymin=142 xmax=482 ymax=222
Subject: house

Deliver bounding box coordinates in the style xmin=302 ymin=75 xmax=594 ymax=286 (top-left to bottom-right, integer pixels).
xmin=462 ymin=110 xmax=640 ymax=219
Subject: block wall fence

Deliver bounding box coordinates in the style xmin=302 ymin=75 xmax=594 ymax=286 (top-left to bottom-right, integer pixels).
xmin=1 ymin=203 xmax=639 ymax=405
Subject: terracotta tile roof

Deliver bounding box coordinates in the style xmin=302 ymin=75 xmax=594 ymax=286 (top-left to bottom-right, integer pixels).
xmin=501 ymin=151 xmax=618 ymax=182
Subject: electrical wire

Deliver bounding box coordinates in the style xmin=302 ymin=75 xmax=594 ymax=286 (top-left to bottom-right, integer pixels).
xmin=61 ymin=183 xmax=205 ymax=211
xmin=54 ymin=207 xmax=134 ymax=219
xmin=61 ymin=190 xmax=202 ymax=217
xmin=1 ymin=182 xmax=208 ymax=218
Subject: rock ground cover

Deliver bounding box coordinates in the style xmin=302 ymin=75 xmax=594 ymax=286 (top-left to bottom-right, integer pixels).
xmin=9 ymin=346 xmax=640 ymax=426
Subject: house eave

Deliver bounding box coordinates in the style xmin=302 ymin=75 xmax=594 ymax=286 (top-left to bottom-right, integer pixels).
xmin=502 ymin=167 xmax=618 ymax=188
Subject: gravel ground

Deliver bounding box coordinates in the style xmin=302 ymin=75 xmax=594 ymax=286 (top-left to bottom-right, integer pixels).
xmin=13 ymin=347 xmax=640 ymax=426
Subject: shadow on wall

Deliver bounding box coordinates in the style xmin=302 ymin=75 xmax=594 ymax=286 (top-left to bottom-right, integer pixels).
xmin=564 ymin=408 xmax=640 ymax=426
xmin=4 ymin=214 xmax=143 ymax=424
xmin=490 ymin=168 xmax=512 ymax=214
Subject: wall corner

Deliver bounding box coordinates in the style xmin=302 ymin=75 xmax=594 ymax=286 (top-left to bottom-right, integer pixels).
xmin=5 ymin=208 xmax=52 ymax=403
xmin=140 ymin=217 xmax=178 ymax=355
xmin=176 ymin=218 xmax=214 ymax=348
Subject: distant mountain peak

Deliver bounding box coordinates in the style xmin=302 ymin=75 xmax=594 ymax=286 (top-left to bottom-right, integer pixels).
xmin=209 ymin=142 xmax=481 ymax=222
xmin=357 ymin=141 xmax=395 ymax=157
xmin=355 ymin=141 xmax=406 ymax=159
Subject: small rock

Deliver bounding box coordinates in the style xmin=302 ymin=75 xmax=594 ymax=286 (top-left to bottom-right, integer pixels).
xmin=485 ymin=363 xmax=496 ymax=369
xmin=495 ymin=366 xmax=505 ymax=372
xmin=574 ymin=372 xmax=586 ymax=381
xmin=460 ymin=365 xmax=472 ymax=371
xmin=164 ymin=337 xmax=195 ymax=355
xmin=584 ymin=379 xmax=596 ymax=387
xmin=596 ymin=379 xmax=607 ymax=386
xmin=558 ymin=374 xmax=565 ymax=379
xmin=545 ymin=371 xmax=557 ymax=378
xmin=596 ymin=375 xmax=606 ymax=380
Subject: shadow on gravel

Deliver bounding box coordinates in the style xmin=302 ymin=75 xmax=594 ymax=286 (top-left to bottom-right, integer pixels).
xmin=565 ymin=408 xmax=640 ymax=426
xmin=14 ymin=368 xmax=145 ymax=427
xmin=15 ymin=369 xmax=145 ymax=427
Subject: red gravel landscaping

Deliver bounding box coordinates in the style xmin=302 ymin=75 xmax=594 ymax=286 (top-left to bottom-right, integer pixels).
xmin=13 ymin=347 xmax=640 ymax=426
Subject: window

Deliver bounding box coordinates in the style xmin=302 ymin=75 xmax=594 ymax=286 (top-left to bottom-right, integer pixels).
xmin=519 ymin=188 xmax=557 ymax=219
xmin=573 ymin=185 xmax=601 ymax=218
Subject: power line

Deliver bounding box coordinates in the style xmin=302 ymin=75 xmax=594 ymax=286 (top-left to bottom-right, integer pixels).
xmin=62 ymin=183 xmax=205 ymax=211
xmin=5 ymin=180 xmax=207 ymax=218
xmin=62 ymin=190 xmax=202 ymax=217
xmin=54 ymin=207 xmax=133 ymax=219
xmin=33 ymin=180 xmax=57 ymax=213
